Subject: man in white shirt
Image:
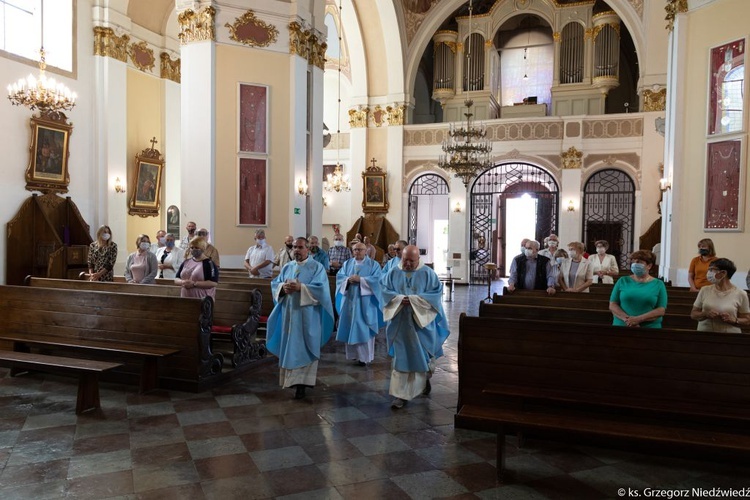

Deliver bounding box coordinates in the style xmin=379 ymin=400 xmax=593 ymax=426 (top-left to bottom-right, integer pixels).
xmin=274 ymin=235 xmax=294 ymax=270
xmin=244 ymin=229 xmax=275 ymax=278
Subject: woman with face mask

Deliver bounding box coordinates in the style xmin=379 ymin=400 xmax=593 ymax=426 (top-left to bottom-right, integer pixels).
xmin=690 ymin=258 xmax=750 ymax=333
xmin=550 ymin=248 xmax=569 ymax=285
xmin=87 ymin=225 xmax=118 ymax=282
xmin=609 ymin=250 xmax=668 ymax=328
xmin=175 ymin=236 xmax=218 ymax=298
xmin=155 ymin=233 xmax=183 ymax=279
xmin=588 ymin=240 xmax=619 ymax=284
xmin=688 ymin=238 xmax=718 ymax=292
xmin=124 ymin=234 xmax=158 ymax=284
xmin=557 ymin=241 xmax=594 ymax=293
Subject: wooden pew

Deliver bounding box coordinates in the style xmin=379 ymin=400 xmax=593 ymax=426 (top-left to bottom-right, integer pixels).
xmin=456 ymin=314 xmax=750 ymax=479
xmin=0 ymin=350 xmax=121 ymax=414
xmin=0 ymin=285 xmax=220 ymax=392
xmin=29 ymin=277 xmax=267 ymax=368
xmin=493 ymin=292 xmax=696 ymax=315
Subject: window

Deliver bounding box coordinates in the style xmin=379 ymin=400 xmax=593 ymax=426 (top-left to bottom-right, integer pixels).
xmin=0 ymin=0 xmax=74 ymax=74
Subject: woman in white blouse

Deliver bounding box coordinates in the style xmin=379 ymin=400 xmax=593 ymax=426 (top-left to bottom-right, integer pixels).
xmin=588 ymin=239 xmax=619 ymax=284
xmin=155 ymin=233 xmax=184 ymax=279
xmin=690 ymin=258 xmax=750 ymax=333
xmin=558 ymin=241 xmax=594 ymax=293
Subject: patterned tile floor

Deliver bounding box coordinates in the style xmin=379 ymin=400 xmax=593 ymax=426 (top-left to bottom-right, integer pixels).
xmin=1 ymin=282 xmax=748 ymax=499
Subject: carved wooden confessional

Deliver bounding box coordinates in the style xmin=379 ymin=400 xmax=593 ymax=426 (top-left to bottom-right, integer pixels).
xmin=6 ymin=193 xmax=92 ymax=285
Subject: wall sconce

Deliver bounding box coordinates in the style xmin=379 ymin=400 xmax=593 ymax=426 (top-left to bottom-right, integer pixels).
xmin=114 ymin=177 xmax=125 ymax=194
xmin=323 ymin=196 xmax=329 ymax=207
xmin=659 ymin=178 xmax=671 ymax=192
xmin=453 ymin=202 xmax=462 ymax=213
xmin=297 ymin=179 xmax=308 ymax=195
xmin=567 ymin=200 xmax=575 ymax=212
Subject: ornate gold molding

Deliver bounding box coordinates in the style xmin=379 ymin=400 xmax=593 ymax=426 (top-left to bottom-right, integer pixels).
xmin=288 ymin=21 xmax=326 ymax=69
xmin=456 ymin=42 xmax=464 ymax=52
xmin=584 ymin=28 xmax=593 ymax=41
xmin=128 ymin=41 xmax=155 ymax=73
xmin=643 ymin=88 xmax=667 ymax=112
xmin=93 ymin=26 xmax=129 ymax=62
xmin=484 ymin=39 xmax=493 ymax=49
xmin=348 ymin=107 xmax=368 ymax=128
xmin=561 ymin=146 xmax=583 ymax=169
xmin=665 ymin=0 xmax=688 ymax=32
xmin=310 ymin=34 xmax=327 ymax=70
xmin=160 ymin=52 xmax=181 ymax=83
xmin=178 ymin=6 xmax=216 ymax=45
xmin=225 ymin=10 xmax=279 ymax=48
xmin=435 ymin=40 xmax=457 ymax=53
xmin=371 ymin=106 xmax=386 ymax=127
xmin=553 ymin=32 xmax=561 ymax=43
xmin=386 ymin=104 xmax=406 ymax=126
xmin=592 ymin=23 xmax=619 ymax=40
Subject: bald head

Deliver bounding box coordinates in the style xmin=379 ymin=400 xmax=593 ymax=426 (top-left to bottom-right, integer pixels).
xmin=402 ymin=245 xmax=420 ymax=271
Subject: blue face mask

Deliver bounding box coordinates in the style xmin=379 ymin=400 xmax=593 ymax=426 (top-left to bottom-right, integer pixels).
xmin=630 ymin=263 xmax=647 ymax=277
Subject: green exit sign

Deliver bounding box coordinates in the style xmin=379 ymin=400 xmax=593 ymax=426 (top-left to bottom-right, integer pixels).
xmin=294 ymin=208 xmax=301 ymax=215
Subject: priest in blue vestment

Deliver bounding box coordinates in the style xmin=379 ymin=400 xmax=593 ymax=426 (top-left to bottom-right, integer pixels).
xmin=335 ymin=242 xmax=384 ymax=365
xmin=380 ymin=245 xmax=450 ymax=409
xmin=268 ymin=237 xmax=334 ymax=399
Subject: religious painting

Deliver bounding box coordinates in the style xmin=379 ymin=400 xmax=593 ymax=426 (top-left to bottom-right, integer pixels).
xmin=238 ymin=157 xmax=268 ymax=226
xmin=26 ymin=115 xmax=72 ymax=194
xmin=129 ymin=143 xmax=164 ymax=217
xmin=704 ymin=138 xmax=745 ymax=231
xmin=167 ymin=205 xmax=180 ymax=238
xmin=708 ymin=38 xmax=746 ymax=136
xmin=362 ymin=161 xmax=389 ymax=213
xmin=239 ymin=83 xmax=268 ymax=154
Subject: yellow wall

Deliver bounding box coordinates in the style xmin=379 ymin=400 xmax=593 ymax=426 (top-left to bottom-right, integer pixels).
xmin=215 ymin=44 xmax=292 ymax=257
xmin=126 ymin=68 xmax=163 ymax=253
xmin=679 ymin=0 xmax=750 ymax=272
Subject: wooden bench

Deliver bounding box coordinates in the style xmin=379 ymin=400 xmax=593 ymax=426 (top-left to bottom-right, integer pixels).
xmin=0 ymin=285 xmax=220 ymax=392
xmin=0 ymin=350 xmax=121 ymax=414
xmin=456 ymin=314 xmax=750 ymax=479
xmin=493 ymin=291 xmax=697 ymax=315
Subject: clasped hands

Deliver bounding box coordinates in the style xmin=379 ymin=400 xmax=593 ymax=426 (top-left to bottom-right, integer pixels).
xmin=181 ymin=279 xmax=197 ymax=289
xmin=283 ymin=279 xmax=301 ymax=294
xmin=704 ymin=309 xmax=737 ymax=324
xmin=347 ymin=275 xmax=361 ymax=284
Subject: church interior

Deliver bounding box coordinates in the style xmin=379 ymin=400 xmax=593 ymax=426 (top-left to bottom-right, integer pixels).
xmin=1 ymin=0 xmax=750 ymax=497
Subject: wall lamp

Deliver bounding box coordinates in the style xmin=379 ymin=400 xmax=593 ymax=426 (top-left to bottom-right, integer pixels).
xmin=323 ymin=196 xmax=329 ymax=207
xmin=453 ymin=201 xmax=462 ymax=213
xmin=567 ymin=200 xmax=575 ymax=212
xmin=659 ymin=178 xmax=671 ymax=192
xmin=114 ymin=177 xmax=125 ymax=194
xmin=297 ymin=178 xmax=308 ymax=195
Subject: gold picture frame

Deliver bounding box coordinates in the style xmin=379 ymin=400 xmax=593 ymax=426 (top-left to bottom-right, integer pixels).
xmin=362 ymin=159 xmax=389 ymax=214
xmin=129 ymin=141 xmax=164 ymax=217
xmin=25 ymin=113 xmax=73 ymax=194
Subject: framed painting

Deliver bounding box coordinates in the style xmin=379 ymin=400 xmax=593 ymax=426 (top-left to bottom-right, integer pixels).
xmin=708 ymin=38 xmax=746 ymax=136
xmin=25 ymin=114 xmax=72 ymax=194
xmin=704 ymin=137 xmax=745 ymax=231
xmin=238 ymin=157 xmax=268 ymax=226
xmin=362 ymin=160 xmax=389 ymax=213
xmin=238 ymin=83 xmax=268 ymax=154
xmin=129 ymin=144 xmax=164 ymax=217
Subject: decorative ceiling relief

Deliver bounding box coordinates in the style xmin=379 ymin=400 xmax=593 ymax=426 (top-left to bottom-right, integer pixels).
xmin=403 ymin=0 xmax=442 ymax=45
xmin=225 ymin=10 xmax=279 ymax=48
xmin=93 ymin=26 xmax=129 ymax=62
xmin=128 ymin=41 xmax=155 ymax=73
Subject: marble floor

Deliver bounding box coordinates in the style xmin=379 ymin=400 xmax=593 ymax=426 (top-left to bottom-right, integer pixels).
xmin=1 ymin=283 xmax=748 ymax=499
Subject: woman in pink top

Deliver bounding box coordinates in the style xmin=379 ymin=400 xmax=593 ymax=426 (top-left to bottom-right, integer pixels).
xmin=175 ymin=236 xmax=219 ymax=299
xmin=124 ymin=234 xmax=158 ymax=284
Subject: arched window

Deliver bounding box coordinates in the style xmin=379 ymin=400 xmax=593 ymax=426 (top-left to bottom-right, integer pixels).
xmin=408 ymin=174 xmax=450 ymax=271
xmin=582 ymin=169 xmax=635 ymax=269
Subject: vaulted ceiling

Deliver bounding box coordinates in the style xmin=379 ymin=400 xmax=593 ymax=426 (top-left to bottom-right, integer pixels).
xmin=127 ymin=0 xmax=174 ymax=36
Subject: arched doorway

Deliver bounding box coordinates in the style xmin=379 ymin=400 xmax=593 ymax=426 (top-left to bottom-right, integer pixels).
xmin=582 ymin=168 xmax=636 ymax=269
xmin=470 ymin=163 xmax=559 ymax=283
xmin=408 ymin=173 xmax=450 ymax=272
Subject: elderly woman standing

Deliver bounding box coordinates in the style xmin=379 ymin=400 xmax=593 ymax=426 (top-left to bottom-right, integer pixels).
xmin=588 ymin=240 xmax=619 ymax=284
xmin=125 ymin=234 xmax=158 ymax=284
xmin=87 ymin=225 xmax=118 ymax=282
xmin=558 ymin=241 xmax=594 ymax=293
xmin=155 ymin=233 xmax=183 ymax=279
xmin=175 ymin=236 xmax=218 ymax=299
xmin=688 ymin=238 xmax=718 ymax=291
xmin=609 ymin=250 xmax=667 ymax=328
xmin=691 ymin=258 xmax=750 ymax=333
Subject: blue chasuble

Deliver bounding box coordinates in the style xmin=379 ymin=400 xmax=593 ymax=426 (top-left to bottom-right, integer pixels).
xmin=335 ymin=257 xmax=384 ymax=345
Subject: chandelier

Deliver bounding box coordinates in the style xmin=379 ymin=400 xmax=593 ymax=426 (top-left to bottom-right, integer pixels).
xmin=439 ymin=99 xmax=491 ymax=186
xmin=437 ymin=0 xmax=491 ymax=187
xmin=324 ymin=164 xmax=351 ymax=192
xmin=6 ymin=1 xmax=77 ymax=113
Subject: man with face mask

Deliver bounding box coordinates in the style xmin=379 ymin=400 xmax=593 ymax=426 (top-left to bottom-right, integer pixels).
xmin=274 ymin=235 xmax=295 ymax=270
xmin=244 ymin=229 xmax=275 ymax=278
xmin=308 ymin=236 xmax=329 ymax=271
xmin=508 ymin=239 xmax=556 ymax=295
xmin=380 ymin=245 xmax=450 ymax=409
xmin=151 ymin=229 xmax=166 ymax=254
xmin=328 ymin=232 xmax=352 ymax=275
xmin=267 ymin=237 xmax=334 ymax=399
xmin=180 ymin=221 xmax=197 ymax=250
xmin=194 ymin=228 xmax=220 ymax=268
xmin=539 ymin=234 xmax=559 ymax=259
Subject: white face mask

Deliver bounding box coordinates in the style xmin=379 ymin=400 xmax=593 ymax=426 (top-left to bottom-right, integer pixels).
xmin=256 ymin=238 xmax=265 ymax=245
xmin=524 ymin=248 xmax=534 ymax=258
xmin=548 ymin=241 xmax=558 ymax=248
xmin=101 ymin=232 xmax=111 ymax=241
xmin=334 ymin=240 xmax=344 ymax=247
xmin=597 ymin=247 xmax=606 ymax=255
xmin=706 ymin=270 xmax=720 ymax=284
xmin=555 ymin=257 xmax=563 ymax=264
xmin=139 ymin=242 xmax=150 ymax=250
xmin=158 ymin=237 xmax=166 ymax=245
xmin=569 ymin=250 xmax=577 ymax=259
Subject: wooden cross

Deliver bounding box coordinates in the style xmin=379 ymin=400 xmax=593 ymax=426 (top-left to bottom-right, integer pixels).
xmin=370 ymin=158 xmax=378 ymax=169
xmin=150 ymin=137 xmax=158 ymax=149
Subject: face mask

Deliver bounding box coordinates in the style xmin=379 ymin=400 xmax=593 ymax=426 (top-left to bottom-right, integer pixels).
xmin=158 ymin=237 xmax=166 ymax=245
xmin=334 ymin=240 xmax=344 ymax=247
xmin=568 ymin=250 xmax=577 ymax=259
xmin=555 ymin=257 xmax=563 ymax=265
xmin=101 ymin=233 xmax=111 ymax=241
xmin=286 ymin=243 xmax=293 ymax=249
xmin=139 ymin=242 xmax=150 ymax=251
xmin=191 ymin=249 xmax=203 ymax=258
xmin=699 ymin=248 xmax=709 ymax=256
xmin=631 ymin=263 xmax=647 ymax=277
xmin=166 ymin=241 xmax=175 ymax=248
xmin=524 ymin=248 xmax=534 ymax=258
xmin=706 ymin=270 xmax=720 ymax=284
xmin=548 ymin=241 xmax=558 ymax=248
xmin=521 ymin=246 xmax=526 ymax=254
xmin=597 ymin=247 xmax=606 ymax=255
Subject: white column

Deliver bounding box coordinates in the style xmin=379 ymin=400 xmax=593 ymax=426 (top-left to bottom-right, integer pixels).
xmin=349 ymin=125 xmax=368 ymax=220
xmin=386 ymin=124 xmax=404 ymax=232
xmin=289 ymin=56 xmax=309 ymax=237
xmin=451 ymin=180 xmax=468 ymax=281
xmin=93 ymin=52 xmax=128 ymax=274
xmin=309 ymin=65 xmax=325 ymax=237
xmin=180 ymin=41 xmax=216 ymax=235
xmin=162 ymin=79 xmax=181 ymax=230
xmin=560 ymin=168 xmax=582 ymax=245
